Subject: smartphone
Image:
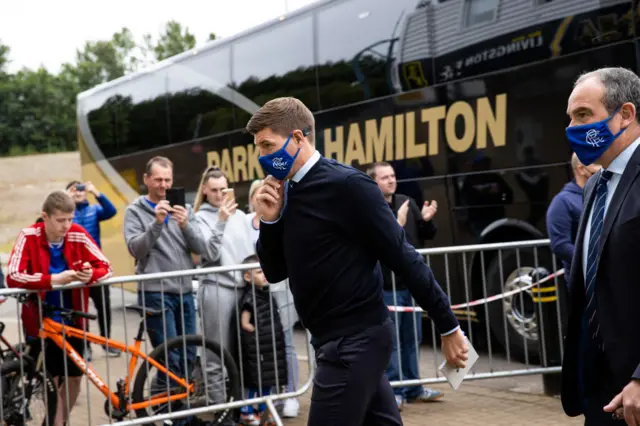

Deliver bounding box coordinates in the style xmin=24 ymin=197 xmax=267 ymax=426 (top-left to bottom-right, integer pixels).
xmin=222 ymin=188 xmax=235 ymax=203
xmin=166 ymin=187 xmax=186 ymax=207
xmin=75 ymin=184 xmax=86 ymax=191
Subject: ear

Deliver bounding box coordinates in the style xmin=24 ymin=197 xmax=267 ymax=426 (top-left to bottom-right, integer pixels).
xmin=41 ymin=211 xmax=47 ymax=221
xmin=621 ymin=102 xmax=637 ymax=127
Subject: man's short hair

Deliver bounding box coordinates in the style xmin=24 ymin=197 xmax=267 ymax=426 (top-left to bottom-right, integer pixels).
xmin=66 ymin=180 xmax=81 ymax=190
xmin=42 ymin=190 xmax=75 ymax=215
xmin=246 ymin=97 xmax=316 ymax=144
xmin=575 ymin=67 xmax=640 ymax=122
xmin=243 ymin=254 xmax=260 ymax=265
xmin=145 ymin=156 xmax=173 ymax=175
xmin=366 ymin=162 xmax=393 ymax=179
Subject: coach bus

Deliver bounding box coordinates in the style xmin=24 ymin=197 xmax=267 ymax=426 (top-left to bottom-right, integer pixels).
xmin=76 ymin=0 xmax=640 ymax=362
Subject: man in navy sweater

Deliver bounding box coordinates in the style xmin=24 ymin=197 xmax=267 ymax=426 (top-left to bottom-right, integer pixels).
xmin=545 ymin=154 xmax=600 ymax=286
xmin=247 ymin=97 xmax=468 ymax=425
xmin=66 ymin=180 xmax=119 ymax=359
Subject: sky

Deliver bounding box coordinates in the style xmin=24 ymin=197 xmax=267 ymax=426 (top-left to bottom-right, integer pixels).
xmin=0 ymin=0 xmax=317 ymax=73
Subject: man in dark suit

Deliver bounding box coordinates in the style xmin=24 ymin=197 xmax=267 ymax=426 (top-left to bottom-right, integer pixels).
xmin=563 ymin=67 xmax=640 ymax=425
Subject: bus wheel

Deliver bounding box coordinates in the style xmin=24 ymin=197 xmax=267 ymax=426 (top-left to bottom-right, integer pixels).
xmin=485 ymin=249 xmax=552 ymax=364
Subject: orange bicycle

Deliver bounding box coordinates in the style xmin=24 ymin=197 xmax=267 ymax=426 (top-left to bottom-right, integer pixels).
xmin=22 ymin=301 xmax=241 ymax=424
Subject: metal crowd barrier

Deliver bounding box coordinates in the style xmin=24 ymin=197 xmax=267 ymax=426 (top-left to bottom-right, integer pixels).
xmin=0 ymin=262 xmax=314 ymax=426
xmin=0 ymin=239 xmax=566 ymax=425
xmin=388 ymin=239 xmax=566 ymax=396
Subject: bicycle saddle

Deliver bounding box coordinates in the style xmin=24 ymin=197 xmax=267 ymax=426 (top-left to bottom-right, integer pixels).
xmin=125 ymin=305 xmax=169 ymax=317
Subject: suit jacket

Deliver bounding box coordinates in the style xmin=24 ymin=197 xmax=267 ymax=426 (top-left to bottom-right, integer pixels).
xmin=561 ymin=147 xmax=640 ymax=417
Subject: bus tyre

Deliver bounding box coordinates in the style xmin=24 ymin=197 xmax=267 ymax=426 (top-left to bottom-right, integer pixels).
xmin=485 ymin=248 xmax=553 ymax=364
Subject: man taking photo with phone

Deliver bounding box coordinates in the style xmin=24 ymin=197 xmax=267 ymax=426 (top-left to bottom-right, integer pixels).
xmin=66 ymin=180 xmax=118 ymax=360
xmin=123 ymin=156 xmax=207 ymax=395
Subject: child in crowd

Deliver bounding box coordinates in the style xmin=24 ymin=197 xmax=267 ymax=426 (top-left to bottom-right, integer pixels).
xmin=239 ymin=255 xmax=288 ymax=426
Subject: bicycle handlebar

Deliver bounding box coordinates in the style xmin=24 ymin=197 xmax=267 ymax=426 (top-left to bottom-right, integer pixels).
xmin=42 ymin=303 xmax=98 ymax=321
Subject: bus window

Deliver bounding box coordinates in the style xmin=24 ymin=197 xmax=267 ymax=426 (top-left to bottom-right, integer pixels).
xmin=165 ymin=46 xmax=237 ymax=143
xmin=464 ymin=0 xmax=500 ymax=27
xmin=231 ymin=12 xmax=317 ymax=120
xmin=315 ymin=0 xmax=427 ymax=110
xmin=85 ymin=72 xmax=170 ymax=159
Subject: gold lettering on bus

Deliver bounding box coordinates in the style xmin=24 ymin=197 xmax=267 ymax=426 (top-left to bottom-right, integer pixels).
xmin=207 ymin=144 xmax=264 ymax=184
xmin=395 ymin=114 xmax=405 ymax=160
xmin=324 ymin=126 xmax=344 ymax=163
xmin=477 ymin=94 xmax=506 ymax=148
xmin=365 ymin=116 xmax=393 ymax=163
xmin=206 ymin=94 xmax=507 ymax=183
xmin=344 ymin=122 xmax=366 ymax=166
xmin=445 ymin=101 xmax=476 ymax=153
xmin=405 ymin=111 xmax=426 ymax=159
xmin=421 ymin=106 xmax=446 ymax=156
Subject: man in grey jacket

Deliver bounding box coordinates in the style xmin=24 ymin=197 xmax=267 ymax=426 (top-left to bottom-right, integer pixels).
xmin=123 ymin=156 xmax=206 ymax=381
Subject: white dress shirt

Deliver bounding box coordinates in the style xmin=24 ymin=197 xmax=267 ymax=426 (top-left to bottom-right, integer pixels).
xmin=582 ymin=138 xmax=640 ymax=280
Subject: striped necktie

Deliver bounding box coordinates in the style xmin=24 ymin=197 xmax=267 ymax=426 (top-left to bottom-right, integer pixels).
xmin=584 ymin=170 xmax=613 ymax=348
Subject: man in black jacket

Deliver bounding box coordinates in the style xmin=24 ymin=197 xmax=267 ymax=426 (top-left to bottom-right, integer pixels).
xmin=248 ymin=97 xmax=468 ymax=426
xmin=367 ymin=162 xmax=442 ymax=410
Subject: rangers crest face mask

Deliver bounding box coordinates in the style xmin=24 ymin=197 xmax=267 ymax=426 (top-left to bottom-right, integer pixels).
xmin=565 ymin=108 xmax=625 ymax=166
xmin=258 ymin=130 xmax=307 ymax=181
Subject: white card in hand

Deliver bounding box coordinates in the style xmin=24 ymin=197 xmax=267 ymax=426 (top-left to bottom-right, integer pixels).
xmin=438 ymin=337 xmax=479 ymax=390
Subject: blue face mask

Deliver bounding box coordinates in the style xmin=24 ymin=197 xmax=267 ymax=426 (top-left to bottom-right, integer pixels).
xmin=565 ymin=108 xmax=625 ymax=166
xmin=258 ymin=132 xmax=304 ymax=181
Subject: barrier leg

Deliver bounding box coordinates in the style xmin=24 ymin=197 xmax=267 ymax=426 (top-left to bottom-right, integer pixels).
xmin=265 ymin=398 xmax=284 ymax=426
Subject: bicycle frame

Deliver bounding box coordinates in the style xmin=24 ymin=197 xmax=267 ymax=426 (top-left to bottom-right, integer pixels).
xmin=39 ymin=317 xmax=195 ymax=411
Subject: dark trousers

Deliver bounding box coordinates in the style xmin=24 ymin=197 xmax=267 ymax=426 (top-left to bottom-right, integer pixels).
xmin=308 ymin=319 xmax=403 ymax=426
xmin=89 ymin=285 xmax=111 ymax=338
xmin=582 ymin=353 xmax=622 ymax=426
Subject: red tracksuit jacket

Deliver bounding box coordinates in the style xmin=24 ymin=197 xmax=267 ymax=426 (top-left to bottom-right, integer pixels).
xmin=6 ymin=222 xmax=112 ymax=336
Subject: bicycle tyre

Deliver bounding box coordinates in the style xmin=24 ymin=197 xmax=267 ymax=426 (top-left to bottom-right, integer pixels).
xmin=1 ymin=356 xmax=58 ymax=426
xmin=131 ymin=335 xmax=241 ymax=423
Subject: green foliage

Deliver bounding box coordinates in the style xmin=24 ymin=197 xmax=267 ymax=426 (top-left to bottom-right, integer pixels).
xmin=0 ymin=23 xmax=205 ymax=157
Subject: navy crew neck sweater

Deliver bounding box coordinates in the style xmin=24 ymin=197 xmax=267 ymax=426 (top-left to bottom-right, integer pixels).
xmin=257 ymin=157 xmax=459 ymax=346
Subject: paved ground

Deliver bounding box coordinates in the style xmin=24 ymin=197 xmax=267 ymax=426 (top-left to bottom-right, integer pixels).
xmin=0 ymin=288 xmax=582 ymax=426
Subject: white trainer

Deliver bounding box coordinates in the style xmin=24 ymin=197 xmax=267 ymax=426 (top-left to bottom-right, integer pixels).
xmin=282 ymin=398 xmax=300 ymax=418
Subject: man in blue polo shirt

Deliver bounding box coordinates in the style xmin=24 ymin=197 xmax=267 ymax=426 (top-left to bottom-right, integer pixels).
xmin=247 ymin=97 xmax=468 ymax=425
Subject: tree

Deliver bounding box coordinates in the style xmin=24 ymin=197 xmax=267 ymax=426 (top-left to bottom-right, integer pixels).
xmin=149 ymin=20 xmax=197 ymax=61
xmin=60 ymin=28 xmax=139 ymax=92
xmin=0 ymin=41 xmax=9 ymax=74
xmin=0 ymin=21 xmax=214 ymax=157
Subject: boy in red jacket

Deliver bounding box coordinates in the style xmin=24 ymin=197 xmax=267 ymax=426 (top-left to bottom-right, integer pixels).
xmin=6 ymin=190 xmax=112 ymax=426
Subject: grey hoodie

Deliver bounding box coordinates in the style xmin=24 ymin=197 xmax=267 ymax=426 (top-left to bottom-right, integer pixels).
xmin=123 ymin=196 xmax=207 ymax=293
xmin=195 ymin=203 xmax=254 ymax=288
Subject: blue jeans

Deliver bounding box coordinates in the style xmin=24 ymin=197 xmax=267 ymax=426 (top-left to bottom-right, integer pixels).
xmin=383 ymin=289 xmax=423 ymax=399
xmin=284 ymin=328 xmax=299 ymax=393
xmin=138 ymin=292 xmax=197 ymax=386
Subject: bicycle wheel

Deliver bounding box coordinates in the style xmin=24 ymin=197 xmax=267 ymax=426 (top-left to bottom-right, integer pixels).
xmin=132 ymin=335 xmax=241 ymax=425
xmin=1 ymin=356 xmax=57 ymax=426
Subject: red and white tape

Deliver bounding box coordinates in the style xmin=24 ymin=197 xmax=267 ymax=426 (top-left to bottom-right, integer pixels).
xmin=387 ymin=268 xmax=565 ymax=313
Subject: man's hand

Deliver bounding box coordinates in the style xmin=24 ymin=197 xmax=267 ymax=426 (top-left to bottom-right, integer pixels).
xmin=155 ymin=200 xmax=172 ymax=225
xmin=75 ymin=262 xmax=93 ymax=283
xmin=171 ymin=205 xmax=189 ymax=229
xmin=255 ymin=176 xmax=285 ymax=222
xmin=51 ymin=270 xmax=78 ymax=285
xmin=441 ymin=328 xmax=469 ymax=369
xmin=422 ymin=200 xmax=438 ymax=222
xmin=397 ymin=200 xmax=410 ymax=227
xmin=85 ymin=181 xmax=100 ymax=197
xmin=218 ymin=196 xmax=238 ymax=223
xmin=604 ymin=379 xmax=640 ymax=425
